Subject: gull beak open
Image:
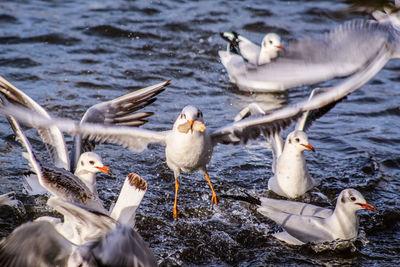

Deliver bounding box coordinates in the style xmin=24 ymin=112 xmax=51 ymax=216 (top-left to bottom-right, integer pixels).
xmin=276 ymin=45 xmax=284 ymax=50
xmin=95 ymin=165 xmax=111 ymax=175
xmin=301 ymin=143 xmax=315 ymax=152
xmin=357 ymin=202 xmax=377 ymax=212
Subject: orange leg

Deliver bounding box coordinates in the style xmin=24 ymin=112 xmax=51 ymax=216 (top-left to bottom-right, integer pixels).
xmin=205 ymin=171 xmax=219 ymax=205
xmin=173 ymin=177 xmax=179 ymax=219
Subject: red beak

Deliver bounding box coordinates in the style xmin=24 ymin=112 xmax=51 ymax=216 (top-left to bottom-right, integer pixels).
xmin=356 ymin=202 xmax=377 ymax=212
xmin=95 ymin=165 xmax=111 ymax=175
xmin=301 ymin=143 xmax=315 ymax=152
xmin=276 ymin=45 xmax=284 ymax=50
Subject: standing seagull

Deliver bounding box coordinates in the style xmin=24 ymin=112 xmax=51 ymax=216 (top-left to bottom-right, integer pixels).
xmin=0 ymin=49 xmax=389 ymax=219
xmin=218 ymin=12 xmax=400 ymax=92
xmin=235 ymin=88 xmax=344 ymax=198
xmin=255 ymin=188 xmax=376 ymax=245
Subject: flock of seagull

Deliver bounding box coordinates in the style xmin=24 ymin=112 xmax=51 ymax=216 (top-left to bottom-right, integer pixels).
xmin=0 ymin=2 xmax=399 ymax=266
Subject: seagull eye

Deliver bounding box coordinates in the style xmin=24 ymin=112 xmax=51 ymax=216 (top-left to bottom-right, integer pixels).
xmin=295 ymin=138 xmax=300 ymax=143
xmin=350 ymin=196 xmax=356 ymax=201
xmin=269 ymin=40 xmax=273 ymax=44
xmin=89 ymin=160 xmax=95 ymax=165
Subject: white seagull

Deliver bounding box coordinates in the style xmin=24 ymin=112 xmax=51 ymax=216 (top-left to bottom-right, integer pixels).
xmin=0 ymin=187 xmax=156 ymax=267
xmin=234 ymin=87 xmax=345 ymax=198
xmin=219 ymin=31 xmax=283 ymax=65
xmin=218 ymin=14 xmax=400 ymax=92
xmin=255 ymin=188 xmax=377 ymax=245
xmin=0 ymin=76 xmax=169 ymax=196
xmin=0 ymin=49 xmax=388 ymax=219
xmin=219 ymin=32 xmax=284 ymax=92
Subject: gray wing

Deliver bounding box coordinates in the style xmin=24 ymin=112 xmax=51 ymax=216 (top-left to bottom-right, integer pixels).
xmin=0 ymin=221 xmax=73 ymax=267
xmin=257 ymin=206 xmax=334 ymax=243
xmin=243 ymin=19 xmax=392 ymax=89
xmin=71 ymin=225 xmax=157 ymax=267
xmin=71 ymin=80 xmax=170 ymax=171
xmin=258 ymin=197 xmax=332 ymax=218
xmin=294 ymin=87 xmax=347 ymax=132
xmin=210 ymin=46 xmax=390 ymax=146
xmin=0 ymin=106 xmax=168 ymax=153
xmin=0 ymin=76 xmax=70 ymax=170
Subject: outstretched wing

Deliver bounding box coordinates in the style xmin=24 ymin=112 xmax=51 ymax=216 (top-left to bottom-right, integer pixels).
xmin=0 ymin=76 xmax=70 ymax=170
xmin=210 ymin=46 xmax=390 ymax=146
xmin=71 ymin=80 xmax=170 ymax=170
xmin=0 ymin=106 xmax=168 ymax=153
xmin=242 ymin=19 xmax=392 ymax=90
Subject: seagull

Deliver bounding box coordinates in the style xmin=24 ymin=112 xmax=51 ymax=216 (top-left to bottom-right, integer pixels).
xmin=0 ymin=192 xmax=157 ymax=267
xmin=6 ymin=115 xmax=105 ymax=211
xmin=254 ymin=188 xmax=377 ymax=245
xmin=0 ymin=48 xmax=389 ymax=219
xmin=218 ymin=15 xmax=400 ymax=92
xmin=219 ymin=31 xmax=283 ymax=66
xmin=0 ymin=76 xmax=169 ymax=196
xmin=234 ymin=87 xmax=345 ymax=198
xmin=219 ymin=32 xmax=284 ymax=92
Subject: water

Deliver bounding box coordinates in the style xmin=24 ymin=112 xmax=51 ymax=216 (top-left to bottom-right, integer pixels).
xmin=0 ymin=0 xmax=399 ymax=265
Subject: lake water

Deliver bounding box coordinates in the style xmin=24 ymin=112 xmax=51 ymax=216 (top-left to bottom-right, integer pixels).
xmin=0 ymin=0 xmax=399 ymax=265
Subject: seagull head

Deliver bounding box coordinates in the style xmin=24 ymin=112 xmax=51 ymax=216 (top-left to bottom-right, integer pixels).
xmin=286 ymin=130 xmax=315 ymax=152
xmin=76 ymin=152 xmax=111 ymax=175
xmin=175 ymin=105 xmax=206 ymax=134
xmin=259 ymin=33 xmax=283 ymax=64
xmin=337 ymin=188 xmax=376 ymax=213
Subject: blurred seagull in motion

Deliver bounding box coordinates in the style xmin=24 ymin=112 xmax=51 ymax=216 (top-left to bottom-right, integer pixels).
xmin=0 ymin=50 xmax=388 ymax=219
xmin=254 ymin=188 xmax=377 ymax=245
xmin=0 ymin=179 xmax=157 ymax=267
xmin=235 ymin=88 xmax=344 ymax=198
xmin=0 ymin=76 xmax=169 ymax=196
xmin=219 ymin=13 xmax=400 ymax=92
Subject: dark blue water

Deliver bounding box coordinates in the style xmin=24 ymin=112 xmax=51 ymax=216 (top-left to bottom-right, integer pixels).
xmin=0 ymin=0 xmax=399 ymax=265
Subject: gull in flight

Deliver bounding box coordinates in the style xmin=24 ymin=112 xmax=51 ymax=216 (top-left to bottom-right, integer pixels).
xmin=254 ymin=188 xmax=376 ymax=245
xmin=0 ymin=177 xmax=156 ymax=267
xmin=218 ymin=12 xmax=400 ymax=92
xmin=0 ymin=76 xmax=169 ymax=197
xmin=234 ymin=87 xmax=346 ymax=198
xmin=0 ymin=48 xmax=389 ymax=219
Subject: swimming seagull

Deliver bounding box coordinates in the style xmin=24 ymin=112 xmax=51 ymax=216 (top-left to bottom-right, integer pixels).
xmin=219 ymin=32 xmax=284 ymax=92
xmin=219 ymin=14 xmax=400 ymax=92
xmin=0 ymin=76 xmax=169 ymax=195
xmin=220 ymin=32 xmax=283 ymax=66
xmin=0 ymin=48 xmax=389 ymax=219
xmin=0 ymin=193 xmax=157 ymax=267
xmin=235 ymin=87 xmax=345 ymax=198
xmin=254 ymin=188 xmax=377 ymax=245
